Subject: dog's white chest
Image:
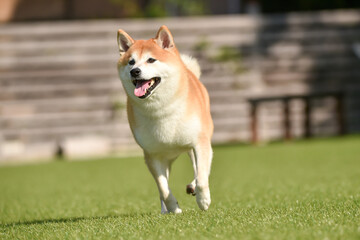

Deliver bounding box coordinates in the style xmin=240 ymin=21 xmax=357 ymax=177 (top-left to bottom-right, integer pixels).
xmin=132 ymin=106 xmax=200 ymax=155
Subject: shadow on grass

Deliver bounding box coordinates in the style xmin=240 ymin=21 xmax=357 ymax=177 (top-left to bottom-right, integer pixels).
xmin=0 ymin=212 xmax=154 ymax=227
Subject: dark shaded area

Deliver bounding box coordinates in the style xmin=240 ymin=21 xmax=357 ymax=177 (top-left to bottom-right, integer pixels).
xmin=260 ymin=0 xmax=360 ymax=13
xmin=3 ymin=0 xmax=360 ymax=22
xmin=242 ymin=11 xmax=360 ymax=137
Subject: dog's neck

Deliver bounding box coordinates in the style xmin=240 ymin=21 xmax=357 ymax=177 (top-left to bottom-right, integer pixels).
xmin=129 ymin=88 xmax=188 ymax=120
xmin=128 ymin=71 xmax=189 ymax=117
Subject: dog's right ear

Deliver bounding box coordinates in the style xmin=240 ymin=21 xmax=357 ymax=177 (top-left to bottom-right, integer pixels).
xmin=117 ymin=29 xmax=135 ymax=55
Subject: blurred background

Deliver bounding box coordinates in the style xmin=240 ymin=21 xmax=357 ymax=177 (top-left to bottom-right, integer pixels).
xmin=0 ymin=0 xmax=360 ymax=163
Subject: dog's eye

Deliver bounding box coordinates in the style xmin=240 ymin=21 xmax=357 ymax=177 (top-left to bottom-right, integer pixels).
xmin=147 ymin=58 xmax=157 ymax=63
xmin=129 ymin=59 xmax=135 ymax=65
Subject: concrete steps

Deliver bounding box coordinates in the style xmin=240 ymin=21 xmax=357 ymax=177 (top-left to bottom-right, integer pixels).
xmin=1 ymin=9 xmax=360 ymax=161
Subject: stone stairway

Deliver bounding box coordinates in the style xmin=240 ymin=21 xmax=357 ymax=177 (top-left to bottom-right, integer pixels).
xmin=1 ymin=9 xmax=360 ymax=162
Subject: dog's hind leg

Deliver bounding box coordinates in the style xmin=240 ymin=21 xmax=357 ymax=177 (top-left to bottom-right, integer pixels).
xmin=194 ymin=139 xmax=213 ymax=211
xmin=145 ymin=153 xmax=182 ymax=214
xmin=186 ymin=149 xmax=197 ymax=196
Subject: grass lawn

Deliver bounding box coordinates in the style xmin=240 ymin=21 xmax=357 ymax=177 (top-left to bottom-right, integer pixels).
xmin=0 ymin=136 xmax=360 ymax=239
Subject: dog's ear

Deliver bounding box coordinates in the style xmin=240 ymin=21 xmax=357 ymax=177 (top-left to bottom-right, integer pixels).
xmin=155 ymin=25 xmax=175 ymax=49
xmin=117 ymin=29 xmax=135 ymax=55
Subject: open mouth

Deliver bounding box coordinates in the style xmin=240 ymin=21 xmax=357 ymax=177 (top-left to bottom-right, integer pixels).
xmin=132 ymin=77 xmax=161 ymax=99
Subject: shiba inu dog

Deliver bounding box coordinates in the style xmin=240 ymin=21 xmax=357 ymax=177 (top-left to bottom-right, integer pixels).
xmin=117 ymin=26 xmax=213 ymax=213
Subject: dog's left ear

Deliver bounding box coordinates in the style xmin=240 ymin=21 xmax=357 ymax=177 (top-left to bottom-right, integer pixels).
xmin=155 ymin=25 xmax=175 ymax=49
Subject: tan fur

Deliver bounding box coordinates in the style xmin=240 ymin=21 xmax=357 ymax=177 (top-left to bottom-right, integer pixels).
xmin=117 ymin=25 xmax=213 ymax=213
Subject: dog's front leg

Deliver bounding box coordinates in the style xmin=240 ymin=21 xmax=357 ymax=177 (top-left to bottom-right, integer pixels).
xmin=145 ymin=153 xmax=182 ymax=214
xmin=160 ymin=199 xmax=168 ymax=213
xmin=194 ymin=140 xmax=213 ymax=211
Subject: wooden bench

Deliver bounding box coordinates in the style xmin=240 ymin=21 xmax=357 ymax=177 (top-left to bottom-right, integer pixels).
xmin=248 ymin=91 xmax=346 ymax=143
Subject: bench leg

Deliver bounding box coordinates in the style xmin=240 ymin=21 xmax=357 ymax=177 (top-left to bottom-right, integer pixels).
xmin=251 ymin=102 xmax=258 ymax=144
xmin=304 ymin=98 xmax=312 ymax=138
xmin=284 ymin=99 xmax=292 ymax=140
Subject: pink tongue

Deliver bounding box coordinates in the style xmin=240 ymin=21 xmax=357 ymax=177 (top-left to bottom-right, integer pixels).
xmin=134 ymin=80 xmax=152 ymax=97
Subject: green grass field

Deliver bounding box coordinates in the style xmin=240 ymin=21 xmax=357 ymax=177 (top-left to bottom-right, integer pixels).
xmin=1 ymin=136 xmax=360 ymax=239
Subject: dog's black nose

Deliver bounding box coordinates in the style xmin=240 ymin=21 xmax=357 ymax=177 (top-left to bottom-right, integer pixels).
xmin=130 ymin=68 xmax=141 ymax=77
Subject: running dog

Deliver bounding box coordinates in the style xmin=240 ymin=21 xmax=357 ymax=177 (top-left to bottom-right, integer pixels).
xmin=117 ymin=25 xmax=213 ymax=213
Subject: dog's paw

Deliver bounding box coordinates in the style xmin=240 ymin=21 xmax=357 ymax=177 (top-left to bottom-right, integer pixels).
xmin=186 ymin=184 xmax=196 ymax=196
xmin=172 ymin=208 xmax=182 ymax=214
xmin=163 ymin=207 xmax=182 ymax=214
xmin=168 ymin=203 xmax=182 ymax=214
xmin=164 ymin=200 xmax=182 ymax=214
xmin=196 ymin=186 xmax=211 ymax=211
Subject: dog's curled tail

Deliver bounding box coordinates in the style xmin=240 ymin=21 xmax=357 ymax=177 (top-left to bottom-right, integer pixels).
xmin=181 ymin=54 xmax=201 ymax=79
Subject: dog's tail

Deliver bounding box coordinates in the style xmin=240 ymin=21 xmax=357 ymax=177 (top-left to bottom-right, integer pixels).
xmin=181 ymin=54 xmax=201 ymax=79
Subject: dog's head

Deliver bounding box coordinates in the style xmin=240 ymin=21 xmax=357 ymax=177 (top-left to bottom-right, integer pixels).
xmin=117 ymin=26 xmax=182 ymax=102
